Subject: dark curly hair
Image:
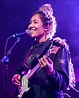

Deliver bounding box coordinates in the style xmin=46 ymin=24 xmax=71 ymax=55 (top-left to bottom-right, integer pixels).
xmin=33 ymin=4 xmax=57 ymax=39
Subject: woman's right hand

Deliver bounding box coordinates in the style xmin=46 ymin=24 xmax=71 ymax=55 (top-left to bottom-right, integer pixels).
xmin=12 ymin=74 xmax=21 ymax=87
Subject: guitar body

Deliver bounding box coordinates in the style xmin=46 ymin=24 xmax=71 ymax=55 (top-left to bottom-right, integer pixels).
xmin=17 ymin=74 xmax=30 ymax=98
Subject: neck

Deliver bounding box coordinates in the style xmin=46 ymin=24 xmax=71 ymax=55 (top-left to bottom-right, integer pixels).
xmin=35 ymin=35 xmax=47 ymax=43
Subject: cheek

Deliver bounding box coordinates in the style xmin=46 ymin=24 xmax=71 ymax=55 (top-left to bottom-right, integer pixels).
xmin=39 ymin=27 xmax=45 ymax=33
xmin=38 ymin=24 xmax=44 ymax=31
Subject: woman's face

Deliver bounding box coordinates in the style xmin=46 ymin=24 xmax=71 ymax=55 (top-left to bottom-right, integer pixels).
xmin=28 ymin=14 xmax=46 ymax=40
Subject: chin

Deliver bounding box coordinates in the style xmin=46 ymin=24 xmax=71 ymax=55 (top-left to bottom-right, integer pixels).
xmin=30 ymin=34 xmax=35 ymax=38
xmin=30 ymin=32 xmax=37 ymax=37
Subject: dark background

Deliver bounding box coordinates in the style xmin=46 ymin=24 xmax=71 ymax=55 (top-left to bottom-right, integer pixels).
xmin=0 ymin=0 xmax=79 ymax=98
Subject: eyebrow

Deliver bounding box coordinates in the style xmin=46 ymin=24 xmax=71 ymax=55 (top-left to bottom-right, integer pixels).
xmin=31 ymin=19 xmax=38 ymax=22
xmin=29 ymin=19 xmax=38 ymax=24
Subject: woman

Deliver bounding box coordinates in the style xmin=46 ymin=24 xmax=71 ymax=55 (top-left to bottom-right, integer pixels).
xmin=12 ymin=4 xmax=75 ymax=98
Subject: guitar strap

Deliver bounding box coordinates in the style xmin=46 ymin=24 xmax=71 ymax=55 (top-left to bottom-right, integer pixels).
xmin=22 ymin=46 xmax=34 ymax=68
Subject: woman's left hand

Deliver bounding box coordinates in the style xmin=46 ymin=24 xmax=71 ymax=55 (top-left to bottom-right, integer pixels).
xmin=39 ymin=55 xmax=53 ymax=74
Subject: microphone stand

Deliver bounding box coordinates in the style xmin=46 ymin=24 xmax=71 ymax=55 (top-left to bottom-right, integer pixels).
xmin=0 ymin=37 xmax=20 ymax=98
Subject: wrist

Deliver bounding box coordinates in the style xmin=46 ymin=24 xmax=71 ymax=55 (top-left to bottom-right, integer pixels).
xmin=47 ymin=70 xmax=53 ymax=75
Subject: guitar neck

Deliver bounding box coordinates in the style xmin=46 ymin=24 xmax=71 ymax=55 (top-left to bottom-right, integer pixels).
xmin=28 ymin=63 xmax=40 ymax=79
xmin=27 ymin=45 xmax=60 ymax=79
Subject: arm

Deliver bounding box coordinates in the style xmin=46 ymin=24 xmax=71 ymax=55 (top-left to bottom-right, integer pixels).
xmin=39 ymin=46 xmax=69 ymax=90
xmin=12 ymin=49 xmax=30 ymax=86
xmin=12 ymin=63 xmax=24 ymax=87
xmin=48 ymin=47 xmax=69 ymax=90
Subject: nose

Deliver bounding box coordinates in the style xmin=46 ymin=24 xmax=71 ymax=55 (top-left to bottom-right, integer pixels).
xmin=28 ymin=22 xmax=34 ymax=30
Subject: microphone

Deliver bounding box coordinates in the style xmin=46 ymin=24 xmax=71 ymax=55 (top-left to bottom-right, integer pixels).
xmin=12 ymin=29 xmax=31 ymax=38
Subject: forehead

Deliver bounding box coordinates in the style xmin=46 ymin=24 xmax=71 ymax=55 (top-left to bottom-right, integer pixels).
xmin=30 ymin=14 xmax=41 ymax=21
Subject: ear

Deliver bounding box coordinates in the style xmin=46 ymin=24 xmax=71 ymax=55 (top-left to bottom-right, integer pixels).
xmin=44 ymin=28 xmax=48 ymax=32
xmin=44 ymin=24 xmax=50 ymax=32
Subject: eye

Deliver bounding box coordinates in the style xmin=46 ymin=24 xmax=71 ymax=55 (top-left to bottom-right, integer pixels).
xmin=34 ymin=21 xmax=38 ymax=24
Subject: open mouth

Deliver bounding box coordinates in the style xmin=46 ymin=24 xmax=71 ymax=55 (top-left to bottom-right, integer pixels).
xmin=29 ymin=29 xmax=37 ymax=33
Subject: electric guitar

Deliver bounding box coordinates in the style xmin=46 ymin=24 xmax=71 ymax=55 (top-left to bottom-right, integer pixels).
xmin=17 ymin=62 xmax=41 ymax=98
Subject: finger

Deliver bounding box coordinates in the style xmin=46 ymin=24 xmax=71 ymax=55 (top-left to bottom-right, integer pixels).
xmin=42 ymin=55 xmax=47 ymax=63
xmin=13 ymin=81 xmax=21 ymax=86
xmin=17 ymin=74 xmax=20 ymax=79
xmin=15 ymin=78 xmax=21 ymax=84
xmin=47 ymin=58 xmax=53 ymax=64
xmin=12 ymin=77 xmax=21 ymax=86
xmin=42 ymin=56 xmax=53 ymax=66
xmin=39 ymin=58 xmax=46 ymax=67
xmin=12 ymin=77 xmax=15 ymax=83
xmin=39 ymin=58 xmax=44 ymax=67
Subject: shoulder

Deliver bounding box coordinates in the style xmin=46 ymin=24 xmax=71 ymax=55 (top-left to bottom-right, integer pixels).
xmin=51 ymin=37 xmax=69 ymax=51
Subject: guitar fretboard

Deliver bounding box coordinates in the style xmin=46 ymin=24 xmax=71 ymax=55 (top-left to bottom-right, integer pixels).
xmin=28 ymin=63 xmax=40 ymax=79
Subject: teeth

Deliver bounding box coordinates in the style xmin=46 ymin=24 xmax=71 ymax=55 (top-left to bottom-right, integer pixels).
xmin=30 ymin=29 xmax=35 ymax=33
xmin=30 ymin=29 xmax=35 ymax=31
